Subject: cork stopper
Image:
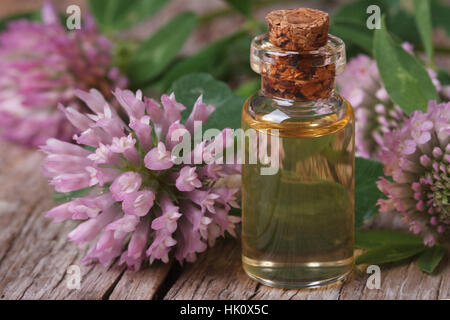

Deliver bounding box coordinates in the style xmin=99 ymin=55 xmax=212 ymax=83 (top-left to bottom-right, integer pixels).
xmin=266 ymin=8 xmax=329 ymax=51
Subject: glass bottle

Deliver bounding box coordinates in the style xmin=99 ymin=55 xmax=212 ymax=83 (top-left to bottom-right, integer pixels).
xmin=241 ymin=11 xmax=355 ymax=289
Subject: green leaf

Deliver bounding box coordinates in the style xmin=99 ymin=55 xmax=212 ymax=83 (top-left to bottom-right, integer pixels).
xmin=0 ymin=11 xmax=41 ymax=31
xmin=431 ymin=0 xmax=450 ymax=36
xmin=355 ymin=242 xmax=426 ymax=264
xmin=374 ymin=17 xmax=439 ymax=114
xmin=417 ymin=245 xmax=445 ymax=273
xmin=388 ymin=5 xmax=422 ymax=47
xmin=234 ymin=78 xmax=260 ymax=98
xmin=127 ymin=12 xmax=197 ymax=86
xmin=413 ymin=0 xmax=434 ymax=63
xmin=154 ymin=30 xmax=246 ymax=92
xmin=88 ymin=0 xmax=107 ymax=26
xmin=89 ymin=0 xmax=169 ymax=31
xmin=331 ymin=0 xmax=424 ymax=57
xmin=330 ymin=0 xmax=393 ymax=54
xmin=53 ymin=187 xmax=94 ymax=203
xmin=438 ymin=69 xmax=450 ymax=85
xmin=206 ymin=95 xmax=245 ymax=130
xmin=170 ymin=73 xmax=245 ymax=130
xmin=329 ymin=22 xmax=373 ymax=53
xmin=225 ymin=34 xmax=255 ymax=79
xmin=355 ymin=230 xmax=427 ymax=266
xmin=355 ymin=157 xmax=384 ymax=229
xmin=225 ymin=0 xmax=252 ymax=17
xmin=331 ymin=1 xmax=373 ymax=53
xmin=171 ymin=73 xmax=232 ymax=112
xmin=355 ymin=230 xmax=424 ymax=249
xmin=333 ymin=0 xmax=390 ymax=26
xmin=126 ymin=0 xmax=170 ymax=28
xmin=100 ymin=0 xmax=131 ymax=28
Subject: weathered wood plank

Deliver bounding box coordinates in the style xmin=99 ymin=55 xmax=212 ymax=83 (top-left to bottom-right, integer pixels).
xmin=165 ymin=237 xmax=449 ymax=300
xmin=165 ymin=239 xmax=346 ymax=300
xmin=108 ymin=262 xmax=172 ymax=300
xmin=438 ymin=254 xmax=450 ymax=299
xmin=0 ymin=142 xmax=171 ymax=300
xmin=0 ymin=204 xmax=127 ymax=300
xmin=0 ymin=142 xmax=125 ymax=299
xmin=165 ymin=239 xmax=259 ymax=300
xmin=0 ymin=143 xmax=48 ymax=264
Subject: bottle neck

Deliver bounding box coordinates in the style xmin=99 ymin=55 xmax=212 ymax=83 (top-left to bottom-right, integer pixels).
xmin=250 ymin=33 xmax=346 ymax=102
xmin=261 ymin=61 xmax=336 ymax=101
xmin=255 ymin=89 xmax=345 ymax=120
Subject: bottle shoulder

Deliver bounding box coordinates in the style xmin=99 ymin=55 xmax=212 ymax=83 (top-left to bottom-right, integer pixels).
xmin=242 ymin=91 xmax=354 ymax=138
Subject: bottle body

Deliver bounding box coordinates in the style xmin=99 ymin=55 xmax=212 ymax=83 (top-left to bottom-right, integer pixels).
xmin=241 ymin=92 xmax=355 ymax=288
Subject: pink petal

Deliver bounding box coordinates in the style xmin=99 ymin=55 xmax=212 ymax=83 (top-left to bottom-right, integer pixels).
xmin=122 ymin=190 xmax=155 ymax=216
xmin=144 ymin=142 xmax=173 ymax=171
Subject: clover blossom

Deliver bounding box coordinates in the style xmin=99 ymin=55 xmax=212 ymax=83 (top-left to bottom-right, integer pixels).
xmin=337 ymin=51 xmax=446 ymax=159
xmin=42 ymin=88 xmax=240 ymax=269
xmin=377 ymin=101 xmax=449 ymax=246
xmin=0 ymin=2 xmax=127 ymax=146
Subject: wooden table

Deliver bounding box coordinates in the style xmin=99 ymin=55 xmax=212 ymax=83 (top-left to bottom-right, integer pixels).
xmin=0 ymin=141 xmax=448 ymax=300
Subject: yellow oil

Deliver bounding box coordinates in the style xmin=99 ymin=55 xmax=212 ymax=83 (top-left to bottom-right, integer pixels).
xmin=241 ymin=98 xmax=355 ymax=288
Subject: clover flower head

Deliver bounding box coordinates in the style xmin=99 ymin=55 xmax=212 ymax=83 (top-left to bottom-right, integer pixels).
xmin=337 ymin=49 xmax=446 ymax=159
xmin=377 ymin=101 xmax=450 ymax=246
xmin=42 ymin=87 xmax=241 ymax=269
xmin=0 ymin=1 xmax=127 ymax=146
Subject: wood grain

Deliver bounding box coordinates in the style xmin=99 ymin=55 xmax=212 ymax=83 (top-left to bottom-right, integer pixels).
xmin=165 ymin=239 xmax=258 ymax=300
xmin=166 ymin=239 xmax=449 ymax=300
xmin=108 ymin=263 xmax=173 ymax=300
